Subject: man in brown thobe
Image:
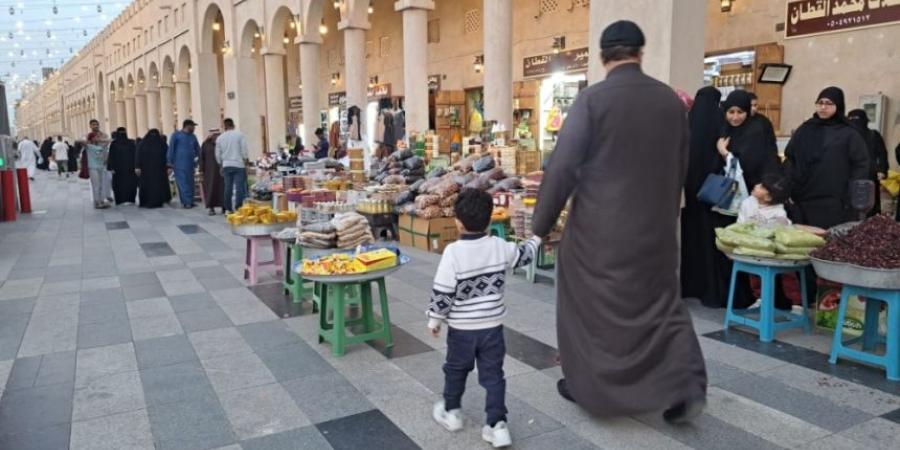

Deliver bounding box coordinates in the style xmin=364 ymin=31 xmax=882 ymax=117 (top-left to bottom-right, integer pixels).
xmin=199 ymin=129 xmax=224 ymax=215
xmin=532 ymin=21 xmax=707 ymax=424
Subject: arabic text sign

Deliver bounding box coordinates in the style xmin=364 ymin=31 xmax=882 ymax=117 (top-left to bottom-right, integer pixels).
xmin=786 ymin=0 xmax=900 ymax=38
xmin=523 ymin=48 xmax=589 ymax=78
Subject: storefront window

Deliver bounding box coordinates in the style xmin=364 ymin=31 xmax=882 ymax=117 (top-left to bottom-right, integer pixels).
xmin=539 ymin=72 xmax=586 ymax=152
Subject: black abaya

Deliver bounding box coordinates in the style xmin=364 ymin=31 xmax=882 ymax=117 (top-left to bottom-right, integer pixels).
xmin=39 ymin=138 xmax=53 ymax=170
xmin=67 ymin=143 xmax=80 ymax=172
xmin=136 ymin=130 xmax=172 ymax=208
xmin=107 ymin=136 xmax=138 ymax=204
xmin=680 ymin=87 xmax=724 ymax=303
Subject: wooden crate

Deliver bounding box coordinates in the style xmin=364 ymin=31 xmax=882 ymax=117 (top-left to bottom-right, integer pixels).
xmin=516 ymin=150 xmax=541 ymax=175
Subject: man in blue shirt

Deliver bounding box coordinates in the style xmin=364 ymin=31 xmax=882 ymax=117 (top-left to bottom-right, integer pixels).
xmin=167 ymin=119 xmax=201 ymax=208
xmin=314 ymin=128 xmax=329 ymax=159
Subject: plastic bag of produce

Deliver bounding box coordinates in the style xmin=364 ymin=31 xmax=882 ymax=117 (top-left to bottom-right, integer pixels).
xmin=374 ymin=173 xmax=388 ymax=183
xmin=487 ymin=177 xmax=522 ymax=194
xmin=392 ymin=148 xmax=414 ymax=161
xmin=402 ymin=167 xmax=426 ymax=177
xmin=398 ymin=203 xmax=417 ymax=216
xmin=440 ymin=193 xmax=459 ymax=208
xmin=403 ymin=156 xmax=425 ymax=170
xmin=774 ymin=228 xmax=825 ymax=248
xmin=404 ymin=175 xmax=423 ymax=185
xmin=715 ymin=228 xmax=775 ymax=251
xmin=482 ymin=167 xmax=506 ymax=181
xmin=303 ymin=221 xmax=337 ymax=234
xmin=442 ymin=207 xmax=455 ymax=218
xmin=725 ymin=223 xmax=776 ymax=239
xmin=418 ymin=177 xmax=444 ymax=194
xmin=415 ymin=194 xmax=441 ymax=209
xmin=409 ymin=179 xmax=426 ymax=193
xmin=426 ymin=167 xmax=447 ymax=179
xmin=734 ymin=247 xmax=776 ymax=258
xmin=456 ymin=154 xmax=481 ymax=172
xmin=431 ymin=179 xmax=460 ymax=197
xmin=395 ymin=191 xmax=416 ymax=205
xmin=382 ymin=175 xmax=406 ymax=185
xmin=465 ymin=175 xmax=493 ymax=191
xmin=454 ymin=173 xmax=475 ymax=186
xmin=473 ymin=155 xmax=496 ymax=173
xmin=417 ymin=205 xmax=442 ymax=219
xmin=775 ymin=242 xmax=816 ymax=256
xmin=715 ymin=238 xmax=735 ymax=254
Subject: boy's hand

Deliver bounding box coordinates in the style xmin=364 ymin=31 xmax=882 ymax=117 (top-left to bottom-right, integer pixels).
xmin=429 ymin=324 xmax=441 ymax=337
xmin=427 ymin=317 xmax=442 ymax=337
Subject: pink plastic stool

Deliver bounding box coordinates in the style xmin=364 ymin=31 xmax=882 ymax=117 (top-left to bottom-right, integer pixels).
xmin=243 ymin=236 xmax=283 ymax=285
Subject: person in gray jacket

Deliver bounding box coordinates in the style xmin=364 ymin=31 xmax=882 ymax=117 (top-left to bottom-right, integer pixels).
xmin=215 ymin=118 xmax=249 ymax=213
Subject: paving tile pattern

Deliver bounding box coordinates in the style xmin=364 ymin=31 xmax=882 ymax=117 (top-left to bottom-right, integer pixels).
xmin=0 ymin=173 xmax=898 ymax=449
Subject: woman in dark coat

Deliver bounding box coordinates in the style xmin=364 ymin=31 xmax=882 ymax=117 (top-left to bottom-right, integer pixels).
xmin=680 ymin=87 xmax=723 ymax=302
xmin=847 ymin=109 xmax=889 ymax=216
xmin=198 ymin=130 xmax=224 ymax=215
xmin=38 ymin=137 xmax=53 ymax=170
xmin=135 ymin=129 xmax=172 ymax=208
xmin=67 ymin=141 xmax=80 ymax=173
xmin=107 ymin=128 xmax=139 ymax=205
xmin=784 ymin=87 xmax=869 ymax=229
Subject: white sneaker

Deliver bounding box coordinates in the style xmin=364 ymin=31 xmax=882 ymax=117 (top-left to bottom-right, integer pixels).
xmin=432 ymin=400 xmax=464 ymax=432
xmin=482 ymin=421 xmax=512 ymax=448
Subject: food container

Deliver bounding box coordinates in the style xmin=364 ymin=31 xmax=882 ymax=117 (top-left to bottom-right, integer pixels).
xmin=810 ymin=258 xmax=900 ymax=290
xmin=231 ymin=223 xmax=290 ymax=237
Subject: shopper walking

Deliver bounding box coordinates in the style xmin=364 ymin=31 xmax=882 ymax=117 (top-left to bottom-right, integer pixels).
xmin=216 ymin=118 xmax=249 ymax=213
xmin=66 ymin=140 xmax=79 ymax=174
xmin=200 ymin=128 xmax=224 ymax=215
xmin=784 ymin=87 xmax=869 ymax=229
xmin=847 ymin=109 xmax=889 ymax=215
xmin=167 ymin=119 xmax=200 ymax=208
xmin=717 ymin=90 xmax=780 ymax=190
xmin=52 ymin=136 xmax=69 ymax=178
xmin=85 ymin=131 xmax=112 ymax=209
xmin=16 ymin=137 xmax=39 ymax=180
xmin=313 ymin=128 xmax=329 ymax=160
xmin=135 ymin=129 xmax=172 ymax=208
xmin=531 ymin=21 xmax=707 ymax=423
xmin=749 ymin=92 xmax=777 ymax=152
xmin=107 ymin=128 xmax=139 ymax=205
xmin=680 ymin=87 xmax=724 ymax=304
xmin=38 ymin=137 xmax=53 ymax=171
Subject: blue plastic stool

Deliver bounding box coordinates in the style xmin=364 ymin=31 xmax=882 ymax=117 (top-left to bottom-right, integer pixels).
xmin=829 ymin=286 xmax=900 ymax=381
xmin=724 ymin=260 xmax=811 ymax=342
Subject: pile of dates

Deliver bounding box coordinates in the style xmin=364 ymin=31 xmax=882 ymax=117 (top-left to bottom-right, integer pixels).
xmin=812 ymin=215 xmax=900 ymax=269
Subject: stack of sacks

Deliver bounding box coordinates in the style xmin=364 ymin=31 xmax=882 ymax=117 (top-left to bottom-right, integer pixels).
xmin=333 ymin=212 xmax=375 ymax=249
xmin=774 ymin=228 xmax=826 ymax=258
xmin=298 ymin=221 xmax=337 ymax=249
xmin=414 ymin=194 xmax=442 ymax=219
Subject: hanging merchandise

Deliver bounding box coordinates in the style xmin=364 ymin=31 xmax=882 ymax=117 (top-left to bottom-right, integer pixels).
xmin=545 ymin=105 xmax=563 ymax=132
xmin=347 ymin=106 xmax=362 ymax=141
xmin=469 ymin=108 xmax=484 ymax=134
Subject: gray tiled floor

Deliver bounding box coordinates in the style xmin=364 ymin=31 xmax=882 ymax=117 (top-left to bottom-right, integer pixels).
xmin=1 ymin=173 xmax=899 ymax=449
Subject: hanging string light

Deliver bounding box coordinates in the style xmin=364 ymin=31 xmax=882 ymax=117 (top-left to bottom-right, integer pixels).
xmin=319 ymin=19 xmax=328 ymax=35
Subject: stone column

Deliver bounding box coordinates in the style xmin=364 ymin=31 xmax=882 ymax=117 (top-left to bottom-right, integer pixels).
xmin=588 ymin=0 xmax=705 ymax=93
xmin=146 ymin=89 xmax=160 ymax=132
xmin=196 ymin=52 xmax=221 ymax=136
xmin=175 ymin=80 xmax=191 ymax=126
xmin=159 ymin=84 xmax=175 ymax=134
xmin=135 ymin=93 xmax=148 ymax=137
xmin=263 ymin=52 xmax=287 ymax=153
xmin=115 ymin=100 xmax=127 ymax=129
xmin=395 ymin=0 xmax=434 ymax=136
xmin=483 ymin=0 xmax=513 ymax=130
xmin=298 ymin=39 xmax=321 ymax=149
xmin=236 ymin=53 xmax=263 ymax=158
xmin=341 ymin=26 xmax=368 ymax=138
xmin=125 ymin=97 xmax=137 ymax=136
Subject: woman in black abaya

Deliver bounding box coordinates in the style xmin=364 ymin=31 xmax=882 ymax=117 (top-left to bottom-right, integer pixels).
xmin=680 ymin=87 xmax=723 ymax=302
xmin=135 ymin=129 xmax=172 ymax=208
xmin=847 ymin=109 xmax=889 ymax=216
xmin=784 ymin=87 xmax=869 ymax=229
xmin=107 ymin=128 xmax=138 ymax=204
xmin=705 ymin=90 xmax=781 ymax=309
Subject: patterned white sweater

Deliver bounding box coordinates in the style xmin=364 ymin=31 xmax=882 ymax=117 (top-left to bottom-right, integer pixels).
xmin=427 ymin=234 xmax=542 ymax=330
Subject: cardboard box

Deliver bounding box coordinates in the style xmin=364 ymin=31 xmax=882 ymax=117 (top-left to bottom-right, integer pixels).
xmin=814 ymin=279 xmax=887 ymax=336
xmin=398 ymin=214 xmax=459 ymax=253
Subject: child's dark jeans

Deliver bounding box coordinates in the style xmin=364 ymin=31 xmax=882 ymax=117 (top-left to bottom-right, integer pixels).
xmin=443 ymin=325 xmax=507 ymax=426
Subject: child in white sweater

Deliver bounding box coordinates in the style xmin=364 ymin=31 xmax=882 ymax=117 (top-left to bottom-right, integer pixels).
xmin=428 ymin=189 xmax=541 ymax=448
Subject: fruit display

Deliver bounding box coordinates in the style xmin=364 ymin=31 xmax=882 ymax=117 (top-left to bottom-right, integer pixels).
xmin=300 ymin=249 xmax=398 ymax=276
xmin=226 ymin=204 xmax=297 ymax=226
xmin=812 ymin=215 xmax=900 ymax=269
xmin=715 ymin=223 xmax=825 ymax=260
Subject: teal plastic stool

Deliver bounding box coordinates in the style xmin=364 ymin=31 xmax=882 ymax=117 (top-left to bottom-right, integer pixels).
xmin=724 ymin=260 xmax=811 ymax=342
xmin=316 ymin=278 xmax=393 ymax=357
xmin=283 ymin=243 xmax=314 ymax=304
xmin=489 ymin=222 xmax=507 ymax=240
xmin=829 ymin=286 xmax=900 ymax=381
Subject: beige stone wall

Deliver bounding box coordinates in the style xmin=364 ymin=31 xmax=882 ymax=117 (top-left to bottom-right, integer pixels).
xmin=706 ymin=0 xmax=900 ymax=168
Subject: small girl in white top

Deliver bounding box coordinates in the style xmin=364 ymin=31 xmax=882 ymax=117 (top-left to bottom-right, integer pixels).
xmin=737 ymin=173 xmax=791 ymax=227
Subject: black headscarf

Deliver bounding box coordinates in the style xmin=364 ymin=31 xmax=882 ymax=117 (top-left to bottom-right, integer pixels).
xmin=142 ymin=129 xmax=165 ymax=149
xmin=788 ymin=86 xmax=851 ymax=178
xmin=685 ymin=86 xmax=723 ymax=201
xmin=722 ymin=90 xmax=778 ymax=188
xmin=722 ymin=90 xmax=752 ymax=115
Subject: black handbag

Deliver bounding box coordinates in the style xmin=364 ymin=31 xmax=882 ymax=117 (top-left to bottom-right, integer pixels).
xmin=697 ymin=160 xmax=737 ymax=209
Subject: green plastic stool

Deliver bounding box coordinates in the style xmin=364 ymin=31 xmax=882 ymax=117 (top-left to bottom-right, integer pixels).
xmin=283 ymin=243 xmax=314 ymax=304
xmin=316 ymin=278 xmax=393 ymax=357
xmin=489 ymin=222 xmax=508 ymax=240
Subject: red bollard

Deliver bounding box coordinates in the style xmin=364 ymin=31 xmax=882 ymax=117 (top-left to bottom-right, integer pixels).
xmin=15 ymin=168 xmax=31 ymax=214
xmin=0 ymin=170 xmax=16 ymax=221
